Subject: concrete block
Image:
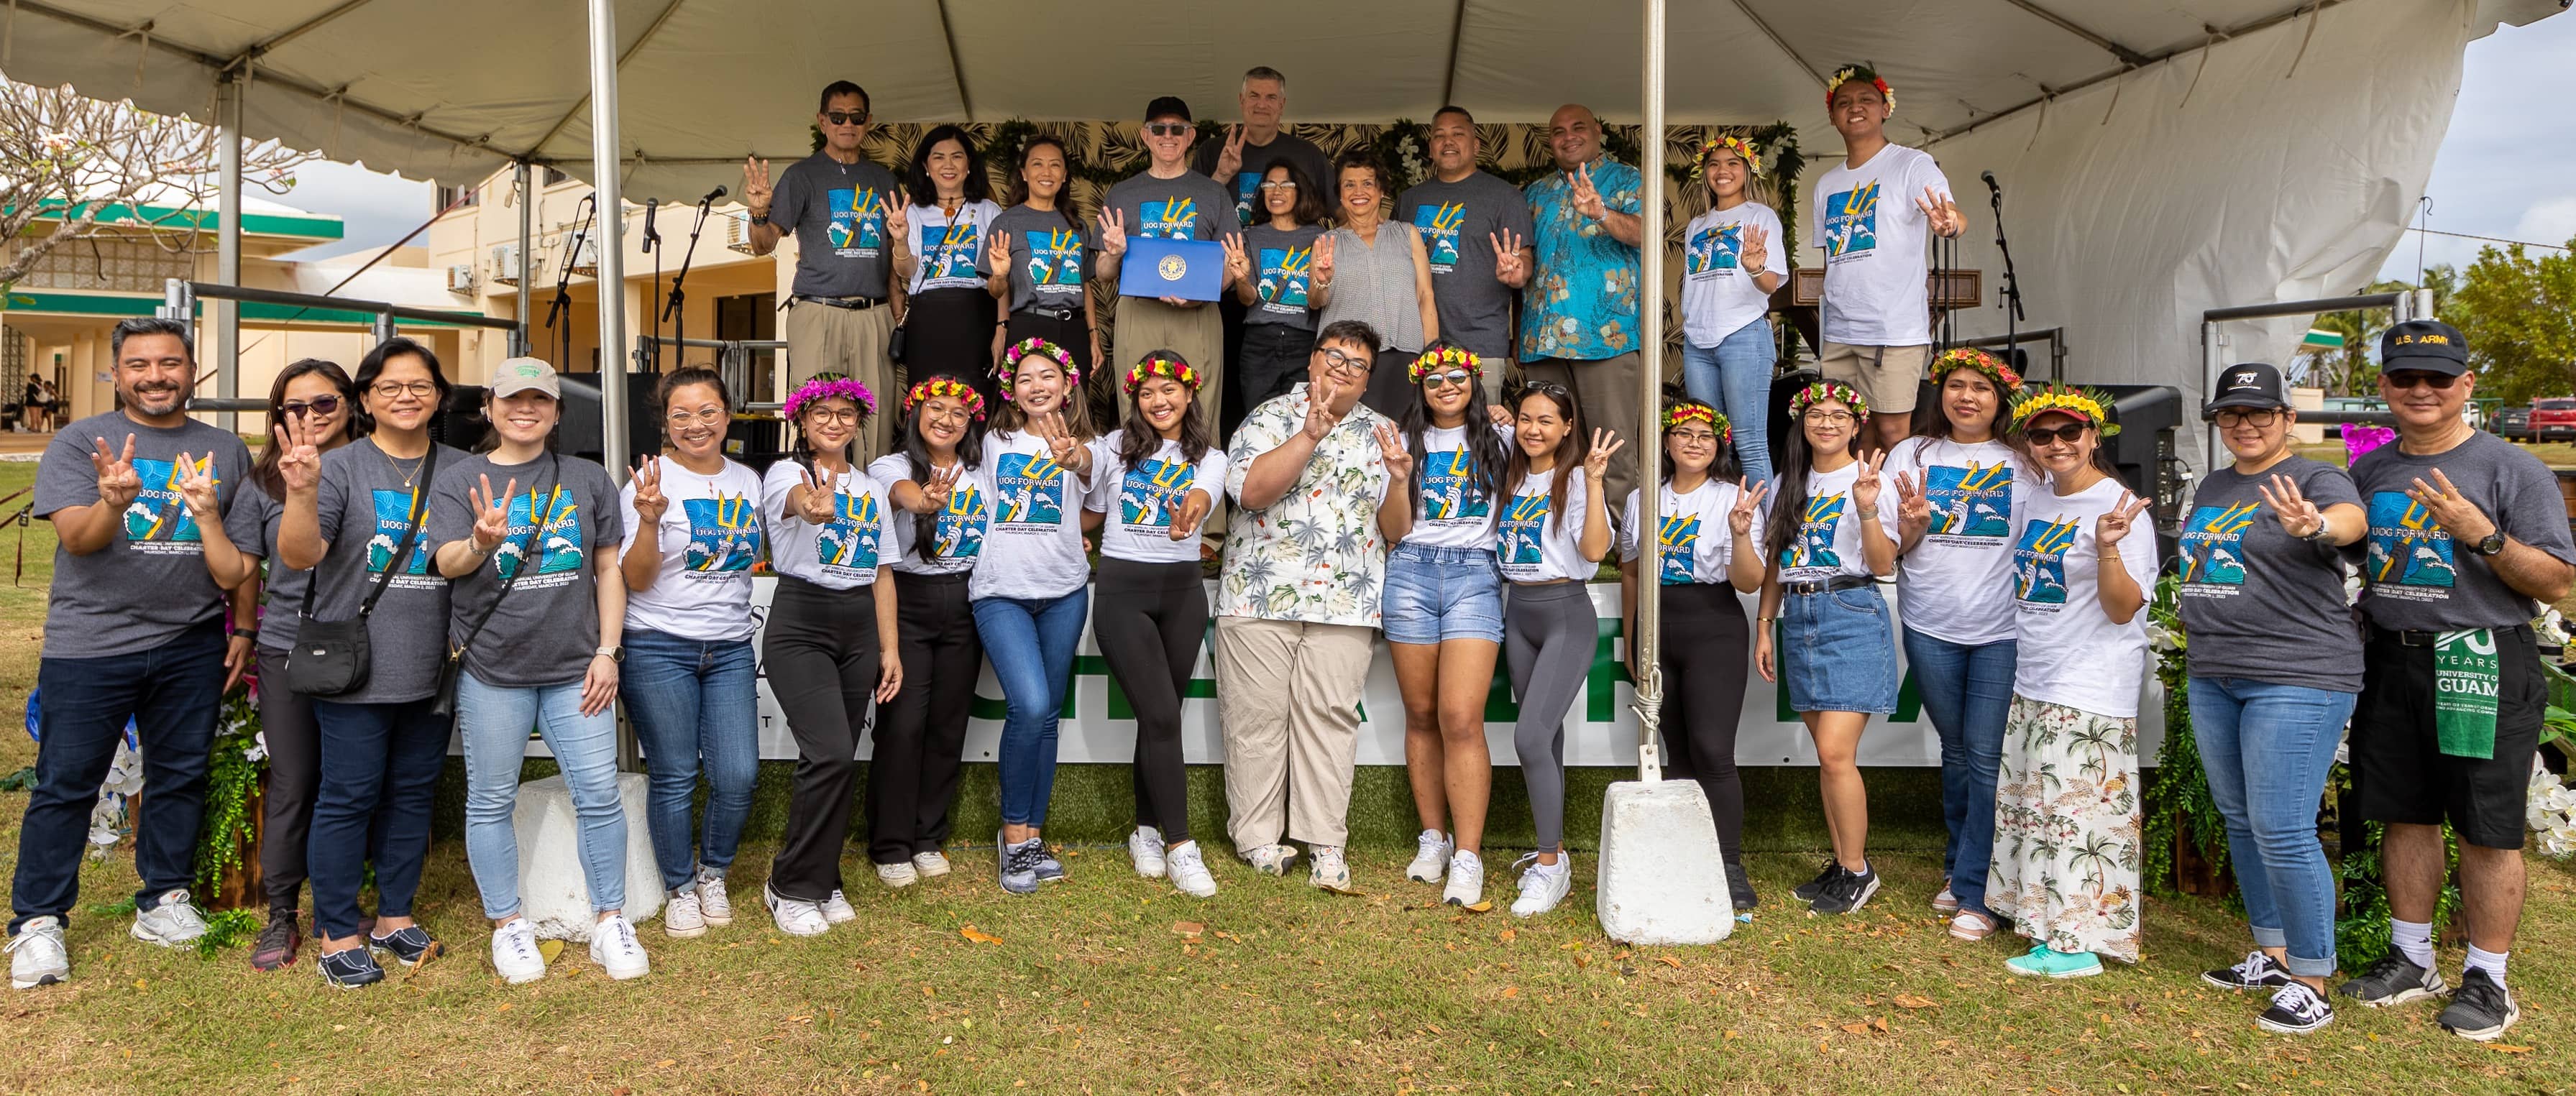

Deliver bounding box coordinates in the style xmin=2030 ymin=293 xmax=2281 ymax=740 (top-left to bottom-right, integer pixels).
xmin=1595 ymin=779 xmax=1733 ymax=946
xmin=510 ymin=772 xmax=663 ymax=941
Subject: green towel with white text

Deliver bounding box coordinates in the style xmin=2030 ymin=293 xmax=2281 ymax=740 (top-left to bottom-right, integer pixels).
xmin=2432 ymin=629 xmax=2500 ymax=760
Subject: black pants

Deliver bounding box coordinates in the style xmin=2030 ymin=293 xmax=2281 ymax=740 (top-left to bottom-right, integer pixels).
xmin=1362 ymin=346 xmax=1417 ymax=421
xmin=1659 ymin=581 xmax=1751 ymax=865
xmin=1004 ymin=308 xmax=1096 ymax=425
xmin=868 ymin=571 xmax=979 ymax=865
xmin=1235 ymin=323 xmax=1314 ymax=421
xmin=255 ymin=647 xmax=320 ymax=913
xmin=1093 ymin=557 xmax=1207 ymax=843
xmin=907 ymin=287 xmax=1001 ymax=407
xmin=763 ymin=576 xmax=883 ymax=902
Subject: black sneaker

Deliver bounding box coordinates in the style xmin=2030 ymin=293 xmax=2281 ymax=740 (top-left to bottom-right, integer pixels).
xmin=2437 ymin=968 xmax=2519 ymax=1041
xmin=2256 ymin=981 xmax=2335 ymax=1034
xmin=2203 ymin=949 xmax=2293 ymax=992
xmin=1725 ymin=861 xmax=1758 ymax=913
xmin=248 ymin=909 xmax=301 ymax=972
xmin=1791 ymin=860 xmax=1844 ymax=903
xmin=316 ymin=946 xmax=385 ymax=989
xmin=1810 ymin=865 xmax=1881 ymax=914
xmin=2335 ymin=954 xmax=2448 ymax=1008
xmin=367 ymin=926 xmax=444 ymax=967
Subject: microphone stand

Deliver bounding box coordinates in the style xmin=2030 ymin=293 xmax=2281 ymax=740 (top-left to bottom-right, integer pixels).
xmin=641 ymin=198 xmax=664 ymax=372
xmin=662 ymin=193 xmax=716 ymax=371
xmin=544 ymin=195 xmax=597 ymax=378
xmin=1988 ymin=175 xmax=2029 ymax=378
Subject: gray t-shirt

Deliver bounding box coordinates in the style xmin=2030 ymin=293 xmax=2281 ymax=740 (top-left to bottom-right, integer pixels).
xmin=2352 ymin=429 xmax=2576 ymax=632
xmin=1242 ymin=222 xmax=1325 ymax=328
xmin=292 ymin=438 xmax=463 ymax=703
xmin=768 ymin=152 xmax=903 ymax=300
xmin=426 ymin=453 xmax=621 ymax=689
xmin=221 ymin=483 xmax=308 ymax=653
xmin=37 ymin=411 xmax=252 ymax=659
xmin=2177 ymin=456 xmax=2365 ymax=691
xmin=1396 ymin=170 xmax=1537 ymax=362
xmin=1192 ymin=131 xmax=1333 ymax=229
xmin=1104 ymin=170 xmax=1241 ymax=297
xmin=989 ymin=204 xmax=1094 ymax=316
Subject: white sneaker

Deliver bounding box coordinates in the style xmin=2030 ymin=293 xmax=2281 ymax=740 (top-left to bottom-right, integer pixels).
xmin=764 ymin=883 xmax=829 ymax=937
xmin=912 ymin=851 xmax=952 ymax=878
xmin=1129 ymin=826 xmax=1168 ymax=879
xmin=662 ymin=890 xmax=707 ymax=939
xmin=1509 ymin=853 xmax=1574 ymax=918
xmin=8 ymin=916 xmax=69 ymax=990
xmin=129 ymin=889 xmax=208 ymax=947
xmin=1243 ymin=843 xmax=1300 ymax=877
xmin=490 ymin=918 xmax=546 ymax=985
xmin=694 ymin=868 xmax=735 ymax=926
xmin=1166 ymin=841 xmax=1217 ymax=898
xmin=587 ymin=914 xmax=650 ymax=980
xmin=1407 ymin=829 xmax=1454 ymax=883
xmin=1442 ymin=849 xmax=1487 ymax=908
xmin=876 ymin=861 xmax=920 ymax=888
xmin=822 ymin=890 xmax=857 ymax=924
xmin=1309 ymin=844 xmax=1357 ymax=893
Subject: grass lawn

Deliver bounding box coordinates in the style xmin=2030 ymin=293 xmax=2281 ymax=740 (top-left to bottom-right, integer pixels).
xmin=1 ymin=461 xmax=2572 ymax=1094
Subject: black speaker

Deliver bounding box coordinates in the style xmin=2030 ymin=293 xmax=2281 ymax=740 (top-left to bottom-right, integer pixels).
xmin=552 ymin=372 xmax=608 ymax=467
xmin=433 ymin=385 xmax=490 ymax=453
xmin=2097 ymin=384 xmax=2184 ymax=563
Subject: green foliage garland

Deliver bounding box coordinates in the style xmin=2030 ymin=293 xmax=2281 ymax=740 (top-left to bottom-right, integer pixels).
xmin=2140 ymin=574 xmax=2230 ymax=895
xmin=191 ymin=686 xmax=262 ymax=893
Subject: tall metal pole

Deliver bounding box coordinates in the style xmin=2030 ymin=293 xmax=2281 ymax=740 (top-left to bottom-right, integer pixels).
xmin=587 ymin=0 xmax=630 ymax=479
xmin=214 ymin=74 xmax=242 ymax=432
xmin=515 ymin=161 xmax=534 ymax=356
xmin=1631 ymin=0 xmax=1667 ymax=783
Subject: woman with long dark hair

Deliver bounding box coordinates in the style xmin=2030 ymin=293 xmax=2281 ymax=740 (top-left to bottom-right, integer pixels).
xmin=214 ymin=356 xmax=357 ymax=972
xmin=866 ymin=377 xmax=991 ymax=890
xmin=1495 ymin=380 xmax=1621 ymax=918
xmin=1313 ymin=150 xmax=1439 ymax=419
xmin=1222 ymin=160 xmax=1329 ymax=420
xmin=1677 ymin=136 xmax=1787 ymax=487
xmin=991 ymin=136 xmax=1099 ymax=396
xmin=1088 ymin=350 xmax=1226 ymax=898
xmin=760 ymin=374 xmax=902 ymax=932
xmin=1754 ymin=379 xmax=1899 ymax=916
xmin=1618 ymin=397 xmax=1766 ymax=910
xmin=1379 ymin=341 xmax=1512 ymax=908
xmin=894 ymin=124 xmax=1007 ymax=404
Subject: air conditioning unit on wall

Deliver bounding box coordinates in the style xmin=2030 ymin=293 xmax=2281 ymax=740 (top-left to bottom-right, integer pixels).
xmin=446 ymin=264 xmax=477 ymax=293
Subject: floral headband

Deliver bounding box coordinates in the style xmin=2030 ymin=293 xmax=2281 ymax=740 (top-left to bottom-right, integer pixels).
xmin=996 ymin=337 xmax=1079 ymax=400
xmin=1124 ymin=352 xmax=1202 ymax=395
xmin=784 ymin=373 xmax=877 ymax=423
xmin=1930 ymin=346 xmax=2024 ymax=391
xmin=1408 ymin=344 xmax=1480 ymax=382
xmin=1692 ymin=135 xmax=1763 ymax=177
xmin=903 ymin=376 xmax=986 ymax=420
xmin=1788 ymin=379 xmax=1869 ymax=421
xmin=1663 ymin=402 xmax=1733 ymax=446
xmin=2011 ymin=382 xmax=2122 ymax=436
xmin=1826 ymin=63 xmax=1895 ymax=114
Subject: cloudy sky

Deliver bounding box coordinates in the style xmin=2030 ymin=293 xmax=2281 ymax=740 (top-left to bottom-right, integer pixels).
xmin=278 ymin=12 xmax=2575 ymax=277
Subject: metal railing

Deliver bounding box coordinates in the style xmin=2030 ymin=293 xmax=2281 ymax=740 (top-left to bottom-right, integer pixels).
xmin=2198 ymin=289 xmax=2431 ymax=460
xmin=635 ymin=335 xmax=789 ymax=413
xmin=1956 ymin=326 xmax=2068 ymax=382
xmin=162 ymin=278 xmax=524 ymax=346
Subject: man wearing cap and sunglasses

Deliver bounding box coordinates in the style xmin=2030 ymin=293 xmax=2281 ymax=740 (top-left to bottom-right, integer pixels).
xmin=745 ymin=80 xmax=905 ymax=458
xmin=1098 ymin=96 xmax=1241 ymax=432
xmin=2336 ymin=320 xmax=2575 ymax=1042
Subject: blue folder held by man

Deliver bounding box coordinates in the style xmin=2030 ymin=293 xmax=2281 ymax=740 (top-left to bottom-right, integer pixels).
xmin=1119 ymin=237 xmax=1226 ymax=303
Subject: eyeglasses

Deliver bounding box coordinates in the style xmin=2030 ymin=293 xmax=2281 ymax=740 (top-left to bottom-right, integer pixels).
xmin=1420 ymin=369 xmax=1473 ymax=390
xmin=1257 ymin=180 xmax=1298 ymax=190
xmin=372 ymin=380 xmax=437 ymax=399
xmin=2213 ymin=407 xmax=2282 ymax=428
xmin=805 ymin=407 xmax=861 ymax=426
xmin=823 ymin=110 xmax=868 ymax=126
xmin=2023 ymin=422 xmax=2090 ymax=446
xmin=1802 ymin=410 xmax=1855 ymax=425
xmin=1669 ymin=428 xmax=1718 ymax=443
xmin=2383 ymin=370 xmax=2460 ymax=390
xmin=280 ymin=395 xmax=343 ymax=418
xmin=1145 ymin=122 xmax=1190 ymax=137
xmin=1319 ymin=348 xmax=1372 ymax=375
xmin=668 ymin=407 xmax=729 ymax=426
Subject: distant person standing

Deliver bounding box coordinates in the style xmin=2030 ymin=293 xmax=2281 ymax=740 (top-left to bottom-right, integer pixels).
xmin=744 ymin=80 xmax=905 ymax=459
xmin=892 ymin=124 xmax=1007 ymax=407
xmin=1195 ymin=67 xmax=1332 ymax=430
xmin=1520 ymin=104 xmax=1644 ymax=504
xmin=1099 ymin=96 xmax=1240 ymax=430
xmin=1395 ymin=106 xmax=1535 ymax=389
xmin=1810 ymin=63 xmax=1963 ymax=453
xmin=1315 ymin=151 xmax=1439 ymax=420
xmin=1677 ymin=135 xmax=1787 ymax=487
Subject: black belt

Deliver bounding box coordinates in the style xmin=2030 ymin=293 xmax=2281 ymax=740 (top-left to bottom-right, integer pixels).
xmin=790 ymin=293 xmax=884 ymax=311
xmin=1781 ymin=575 xmax=1876 ymax=597
xmin=1019 ymin=304 xmax=1080 ymax=322
xmin=2375 ymin=622 xmax=2531 ymax=648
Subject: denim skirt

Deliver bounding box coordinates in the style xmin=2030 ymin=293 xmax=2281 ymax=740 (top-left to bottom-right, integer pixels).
xmin=1779 ymin=583 xmax=1900 ymax=714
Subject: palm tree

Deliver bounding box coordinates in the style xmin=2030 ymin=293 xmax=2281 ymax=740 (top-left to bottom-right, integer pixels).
xmin=2071 ymin=835 xmax=2123 ymax=903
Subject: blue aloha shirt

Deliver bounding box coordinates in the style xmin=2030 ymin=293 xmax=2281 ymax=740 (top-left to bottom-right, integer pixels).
xmin=1521 ymin=156 xmax=1644 ymax=362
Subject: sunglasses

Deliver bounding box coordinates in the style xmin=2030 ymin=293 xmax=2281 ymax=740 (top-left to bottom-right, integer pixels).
xmin=2213 ymin=407 xmax=2282 ymax=428
xmin=823 ymin=110 xmax=868 ymax=126
xmin=1145 ymin=122 xmax=1190 ymax=137
xmin=280 ymin=395 xmax=343 ymax=418
xmin=1420 ymin=369 xmax=1474 ymax=390
xmin=2023 ymin=422 xmax=2091 ymax=446
xmin=2383 ymin=370 xmax=2460 ymax=390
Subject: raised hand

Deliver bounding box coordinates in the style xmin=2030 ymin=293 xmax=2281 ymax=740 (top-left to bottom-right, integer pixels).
xmin=1489 ymin=402 xmax=1516 ymax=425
xmin=1170 ymin=491 xmax=1212 ymax=541
xmin=1214 ymin=124 xmax=1247 ymax=180
xmin=1310 ymin=233 xmax=1335 ymax=285
xmin=467 ymin=473 xmax=518 ymax=551
xmin=1096 ymin=207 xmax=1129 ymax=257
xmin=1038 ymin=412 xmax=1084 ymax=471
xmin=1730 ymin=477 xmax=1769 ymax=537
xmin=173 ymin=451 xmax=221 ymax=520
xmin=796 ymin=466 xmax=838 ymax=525
xmin=989 ymin=229 xmax=1014 ymax=278
xmin=881 ymin=193 xmax=910 ymax=242
xmin=1373 ymin=422 xmax=1413 ymax=480
xmin=1220 ymin=234 xmax=1253 ymax=285
xmin=2095 ymin=491 xmax=2150 ymax=550
xmin=2406 ymin=469 xmax=2499 ymax=545
xmin=2256 ymin=471 xmax=2325 ymax=540
xmin=742 ymin=156 xmax=774 ymax=218
xmin=1490 ymin=228 xmax=1528 ymax=287
xmin=1892 ymin=469 xmax=1931 ymax=531
xmin=1738 ymin=222 xmax=1771 ymax=272
xmin=631 ymin=455 xmax=668 ymax=525
xmin=1915 ymin=186 xmax=1963 ymax=239
xmin=1851 ymin=449 xmax=1886 ymax=511
xmin=1302 ymin=375 xmax=1345 ymax=443
xmin=275 ymin=413 xmax=324 ymax=494
xmin=920 ymin=463 xmax=961 ymax=513
xmin=1570 ymin=163 xmax=1607 ymax=221
xmin=90 ymin=434 xmax=141 ymax=511
xmin=1582 ymin=428 xmax=1626 ymax=482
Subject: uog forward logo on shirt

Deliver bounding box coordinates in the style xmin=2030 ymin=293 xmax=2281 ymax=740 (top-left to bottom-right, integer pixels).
xmin=684 ymin=492 xmax=761 ymax=573
xmin=495 ymin=486 xmax=580 ymax=583
xmin=1120 ymin=459 xmax=1193 ymax=529
xmin=820 ymin=489 xmax=879 ymax=570
xmin=2179 ymin=502 xmax=2258 ymax=586
xmin=1414 ymin=202 xmax=1466 ymax=269
xmin=1501 ymin=492 xmax=1552 ymax=565
xmin=2013 ymin=517 xmax=2080 ymax=604
xmin=1924 ymin=463 xmax=2012 ymax=537
xmin=1025 ymin=228 xmax=1083 ymax=287
xmin=1783 ymin=493 xmax=1846 ymax=569
xmin=367 ymin=489 xmax=434 ymax=574
xmin=1140 ymin=198 xmax=1198 ymax=240
xmin=2365 ymin=491 xmax=2454 ymax=588
xmin=1257 ymin=245 xmax=1312 ymax=310
xmin=124 ymin=456 xmax=213 ymax=548
xmin=826 ymin=188 xmax=886 ymax=254
xmin=921 ymin=221 xmax=982 ymax=281
xmin=1658 ymin=512 xmax=1700 ymax=585
xmin=1686 ymin=223 xmax=1741 ymax=275
xmin=935 ymin=482 xmax=988 ymax=559
xmin=1822 ymin=182 xmax=1880 ymax=258
xmin=1421 ymin=451 xmax=1488 ymax=521
xmin=995 ymin=453 xmax=1065 ymax=525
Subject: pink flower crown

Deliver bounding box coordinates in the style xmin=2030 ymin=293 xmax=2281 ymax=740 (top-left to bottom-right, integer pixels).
xmin=996 ymin=337 xmax=1079 ymax=401
xmin=1692 ymin=135 xmax=1763 ymax=177
xmin=1788 ymin=379 xmax=1869 ymax=420
xmin=1408 ymin=344 xmax=1481 ymax=382
xmin=1123 ymin=353 xmax=1202 ymax=395
xmin=784 ymin=374 xmax=877 ymax=422
xmin=903 ymin=376 xmax=986 ymax=420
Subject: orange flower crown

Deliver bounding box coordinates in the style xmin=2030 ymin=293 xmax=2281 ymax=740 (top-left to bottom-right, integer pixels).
xmin=903 ymin=376 xmax=986 ymax=420
xmin=2011 ymin=382 xmax=2122 ymax=436
xmin=1930 ymin=347 xmax=2024 ymax=391
xmin=1408 ymin=344 xmax=1481 ymax=382
xmin=1123 ymin=353 xmax=1202 ymax=395
xmin=1789 ymin=379 xmax=1869 ymax=421
xmin=1692 ymin=135 xmax=1763 ymax=178
xmin=1827 ymin=63 xmax=1895 ymax=114
xmin=1662 ymin=401 xmax=1733 ymax=446
xmin=996 ymin=337 xmax=1078 ymax=402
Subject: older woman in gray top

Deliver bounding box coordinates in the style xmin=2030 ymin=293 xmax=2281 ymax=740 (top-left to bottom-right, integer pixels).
xmin=1314 ymin=149 xmax=1437 ymax=419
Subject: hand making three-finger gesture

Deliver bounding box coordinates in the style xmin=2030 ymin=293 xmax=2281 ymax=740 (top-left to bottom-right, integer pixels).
xmin=2096 ymin=490 xmax=2151 ymax=550
xmin=2257 ymin=471 xmax=2327 ymax=540
xmin=741 ymin=156 xmax=774 ymax=221
xmin=1851 ymin=449 xmax=1887 ymax=513
xmin=2403 ymin=469 xmax=2500 ymax=546
xmin=1491 ymin=228 xmax=1528 ymax=287
xmin=1096 ymin=207 xmax=1129 ymax=258
xmin=1220 ymin=234 xmax=1253 ymax=287
xmin=1582 ymin=428 xmax=1626 ymax=483
xmin=1892 ymin=469 xmax=1932 ymax=534
xmin=918 ymin=463 xmax=962 ymax=514
xmin=467 ymin=473 xmax=521 ymax=553
xmin=1373 ymin=422 xmax=1413 ymax=481
xmin=631 ymin=455 xmax=669 ymax=526
xmin=173 ymin=452 xmax=221 ymax=522
xmin=795 ymin=465 xmax=840 ymax=525
xmin=1738 ymin=223 xmax=1771 ymax=272
xmin=1914 ymin=186 xmax=1964 ymax=239
xmin=90 ymin=434 xmax=141 ymax=512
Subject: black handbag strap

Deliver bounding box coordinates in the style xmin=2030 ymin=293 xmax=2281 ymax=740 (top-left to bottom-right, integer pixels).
xmin=445 ymin=454 xmax=563 ymax=663
xmin=300 ymin=443 xmax=440 ymax=621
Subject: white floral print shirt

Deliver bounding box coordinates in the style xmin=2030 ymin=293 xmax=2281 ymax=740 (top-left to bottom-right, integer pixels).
xmin=1219 ymin=384 xmax=1395 ymax=627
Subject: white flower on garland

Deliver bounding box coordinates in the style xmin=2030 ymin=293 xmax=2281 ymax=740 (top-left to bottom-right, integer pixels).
xmin=86 ymin=738 xmax=145 ymax=853
xmin=2534 ymin=608 xmax=2570 ymax=649
xmin=2530 ymin=760 xmax=2576 ymax=859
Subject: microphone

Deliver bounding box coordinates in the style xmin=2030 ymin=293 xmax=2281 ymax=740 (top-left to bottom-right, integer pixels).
xmin=1981 ymin=170 xmax=2000 ymax=195
xmin=642 ymin=197 xmax=661 ymax=247
xmin=699 ymin=185 xmax=728 ymax=206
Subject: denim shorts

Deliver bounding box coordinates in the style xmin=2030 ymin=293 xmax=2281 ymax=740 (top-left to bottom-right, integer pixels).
xmin=1383 ymin=542 xmax=1506 ymax=645
xmin=1779 ymin=582 xmax=1900 ymax=714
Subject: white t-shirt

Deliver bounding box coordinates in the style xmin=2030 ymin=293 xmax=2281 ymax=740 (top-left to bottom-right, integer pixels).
xmin=904 ymin=198 xmax=1006 ymax=295
xmin=619 ymin=458 xmax=765 ymax=641
xmin=973 ymin=428 xmax=1092 ymax=601
xmin=1680 ymin=201 xmax=1789 ymax=346
xmin=1766 ymin=461 xmax=1897 ymax=584
xmin=1883 ymin=437 xmax=2032 ymax=645
xmin=1811 ymin=143 xmax=1952 ymax=346
xmin=1087 ymin=430 xmax=1227 ymax=565
xmin=759 ymin=459 xmax=889 ymax=589
xmin=1402 ymin=423 xmax=1512 ymax=550
xmin=1497 ymin=469 xmax=1592 ymax=583
xmin=2009 ymin=476 xmax=2161 ymax=718
xmin=1621 ymin=478 xmax=1742 ymax=585
xmin=867 ymin=453 xmax=989 ymax=576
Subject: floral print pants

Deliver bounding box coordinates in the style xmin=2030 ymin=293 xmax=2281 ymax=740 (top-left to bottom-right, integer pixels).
xmin=1987 ymin=696 xmax=2142 ymax=963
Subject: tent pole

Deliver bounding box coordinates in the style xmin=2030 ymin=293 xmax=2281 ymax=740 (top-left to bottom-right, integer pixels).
xmin=214 ymin=73 xmax=242 ymax=433
xmin=514 ymin=161 xmax=533 ymax=356
xmin=1632 ymin=0 xmax=1667 ymax=783
xmin=586 ymin=0 xmax=629 ymax=480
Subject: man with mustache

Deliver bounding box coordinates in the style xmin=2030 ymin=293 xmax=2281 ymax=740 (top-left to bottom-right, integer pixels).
xmin=1397 ymin=106 xmax=1536 ymax=392
xmin=11 ymin=317 xmax=252 ymax=990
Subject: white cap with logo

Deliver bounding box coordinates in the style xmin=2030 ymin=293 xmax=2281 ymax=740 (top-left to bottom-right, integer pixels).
xmin=489 ymin=356 xmax=562 ymax=399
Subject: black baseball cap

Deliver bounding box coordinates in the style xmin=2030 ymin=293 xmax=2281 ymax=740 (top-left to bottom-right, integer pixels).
xmin=2380 ymin=319 xmax=2468 ymax=377
xmin=2206 ymin=362 xmax=2289 ymax=412
xmin=1143 ymin=96 xmax=1193 ymax=124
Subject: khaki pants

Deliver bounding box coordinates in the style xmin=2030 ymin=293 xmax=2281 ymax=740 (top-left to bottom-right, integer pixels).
xmin=1521 ymin=351 xmax=1642 ymax=507
xmin=1214 ymin=616 xmax=1375 ymax=849
xmin=1816 ymin=341 xmax=1930 ymax=415
xmin=1111 ymin=295 xmax=1224 ymax=429
xmin=784 ymin=300 xmax=898 ymax=459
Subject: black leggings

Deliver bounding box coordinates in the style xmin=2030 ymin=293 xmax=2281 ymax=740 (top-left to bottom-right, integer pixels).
xmin=1659 ymin=581 xmax=1750 ymax=865
xmin=255 ymin=650 xmax=319 ymax=913
xmin=1093 ymin=556 xmax=1206 ymax=843
xmin=868 ymin=570 xmax=980 ymax=865
xmin=763 ymin=576 xmax=882 ymax=902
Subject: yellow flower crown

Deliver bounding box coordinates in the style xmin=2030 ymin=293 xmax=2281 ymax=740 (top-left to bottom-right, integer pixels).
xmin=1789 ymin=379 xmax=1869 ymax=420
xmin=1123 ymin=353 xmax=1203 ymax=395
xmin=1930 ymin=346 xmax=2023 ymax=390
xmin=1663 ymin=401 xmax=1733 ymax=446
xmin=1408 ymin=344 xmax=1481 ymax=382
xmin=903 ymin=376 xmax=986 ymax=420
xmin=1827 ymin=63 xmax=1894 ymax=114
xmin=2010 ymin=383 xmax=2122 ymax=436
xmin=1692 ymin=135 xmax=1763 ymax=178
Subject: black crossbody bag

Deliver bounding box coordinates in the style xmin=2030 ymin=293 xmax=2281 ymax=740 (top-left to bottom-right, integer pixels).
xmin=428 ymin=458 xmax=563 ymax=724
xmin=286 ymin=445 xmax=439 ymax=697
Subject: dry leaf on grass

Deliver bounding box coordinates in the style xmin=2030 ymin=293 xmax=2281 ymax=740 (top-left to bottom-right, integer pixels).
xmin=2487 ymin=1044 xmax=2534 ymax=1054
xmin=1498 ymin=929 xmax=1517 ymax=943
xmin=959 ymin=926 xmax=1004 ymax=946
xmin=1655 ymin=955 xmax=1682 ymax=969
xmin=1500 ymin=986 xmax=1521 ymax=999
xmin=1893 ymin=994 xmax=1938 ymax=1009
xmin=1839 ymin=1022 xmax=1871 ymax=1035
xmin=1170 ymin=921 xmax=1205 ymax=939
xmin=536 ymin=939 xmax=565 ymax=964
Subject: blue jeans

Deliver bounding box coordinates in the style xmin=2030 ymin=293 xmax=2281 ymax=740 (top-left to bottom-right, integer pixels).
xmin=1680 ymin=316 xmax=1774 ymax=487
xmin=973 ymin=589 xmax=1091 ymax=828
xmin=1902 ymin=627 xmax=2017 ymax=918
xmin=306 ymin=698 xmax=449 ymax=939
xmin=11 ymin=621 xmax=226 ymax=932
xmin=456 ymin=671 xmax=628 ymax=919
xmin=2188 ymin=676 xmax=2357 ymax=978
xmin=620 ymin=629 xmax=759 ymax=893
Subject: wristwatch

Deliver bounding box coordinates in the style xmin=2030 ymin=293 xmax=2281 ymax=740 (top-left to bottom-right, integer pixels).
xmin=2472 ymin=531 xmax=2506 ymax=557
xmin=595 ymin=645 xmax=624 ymax=663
